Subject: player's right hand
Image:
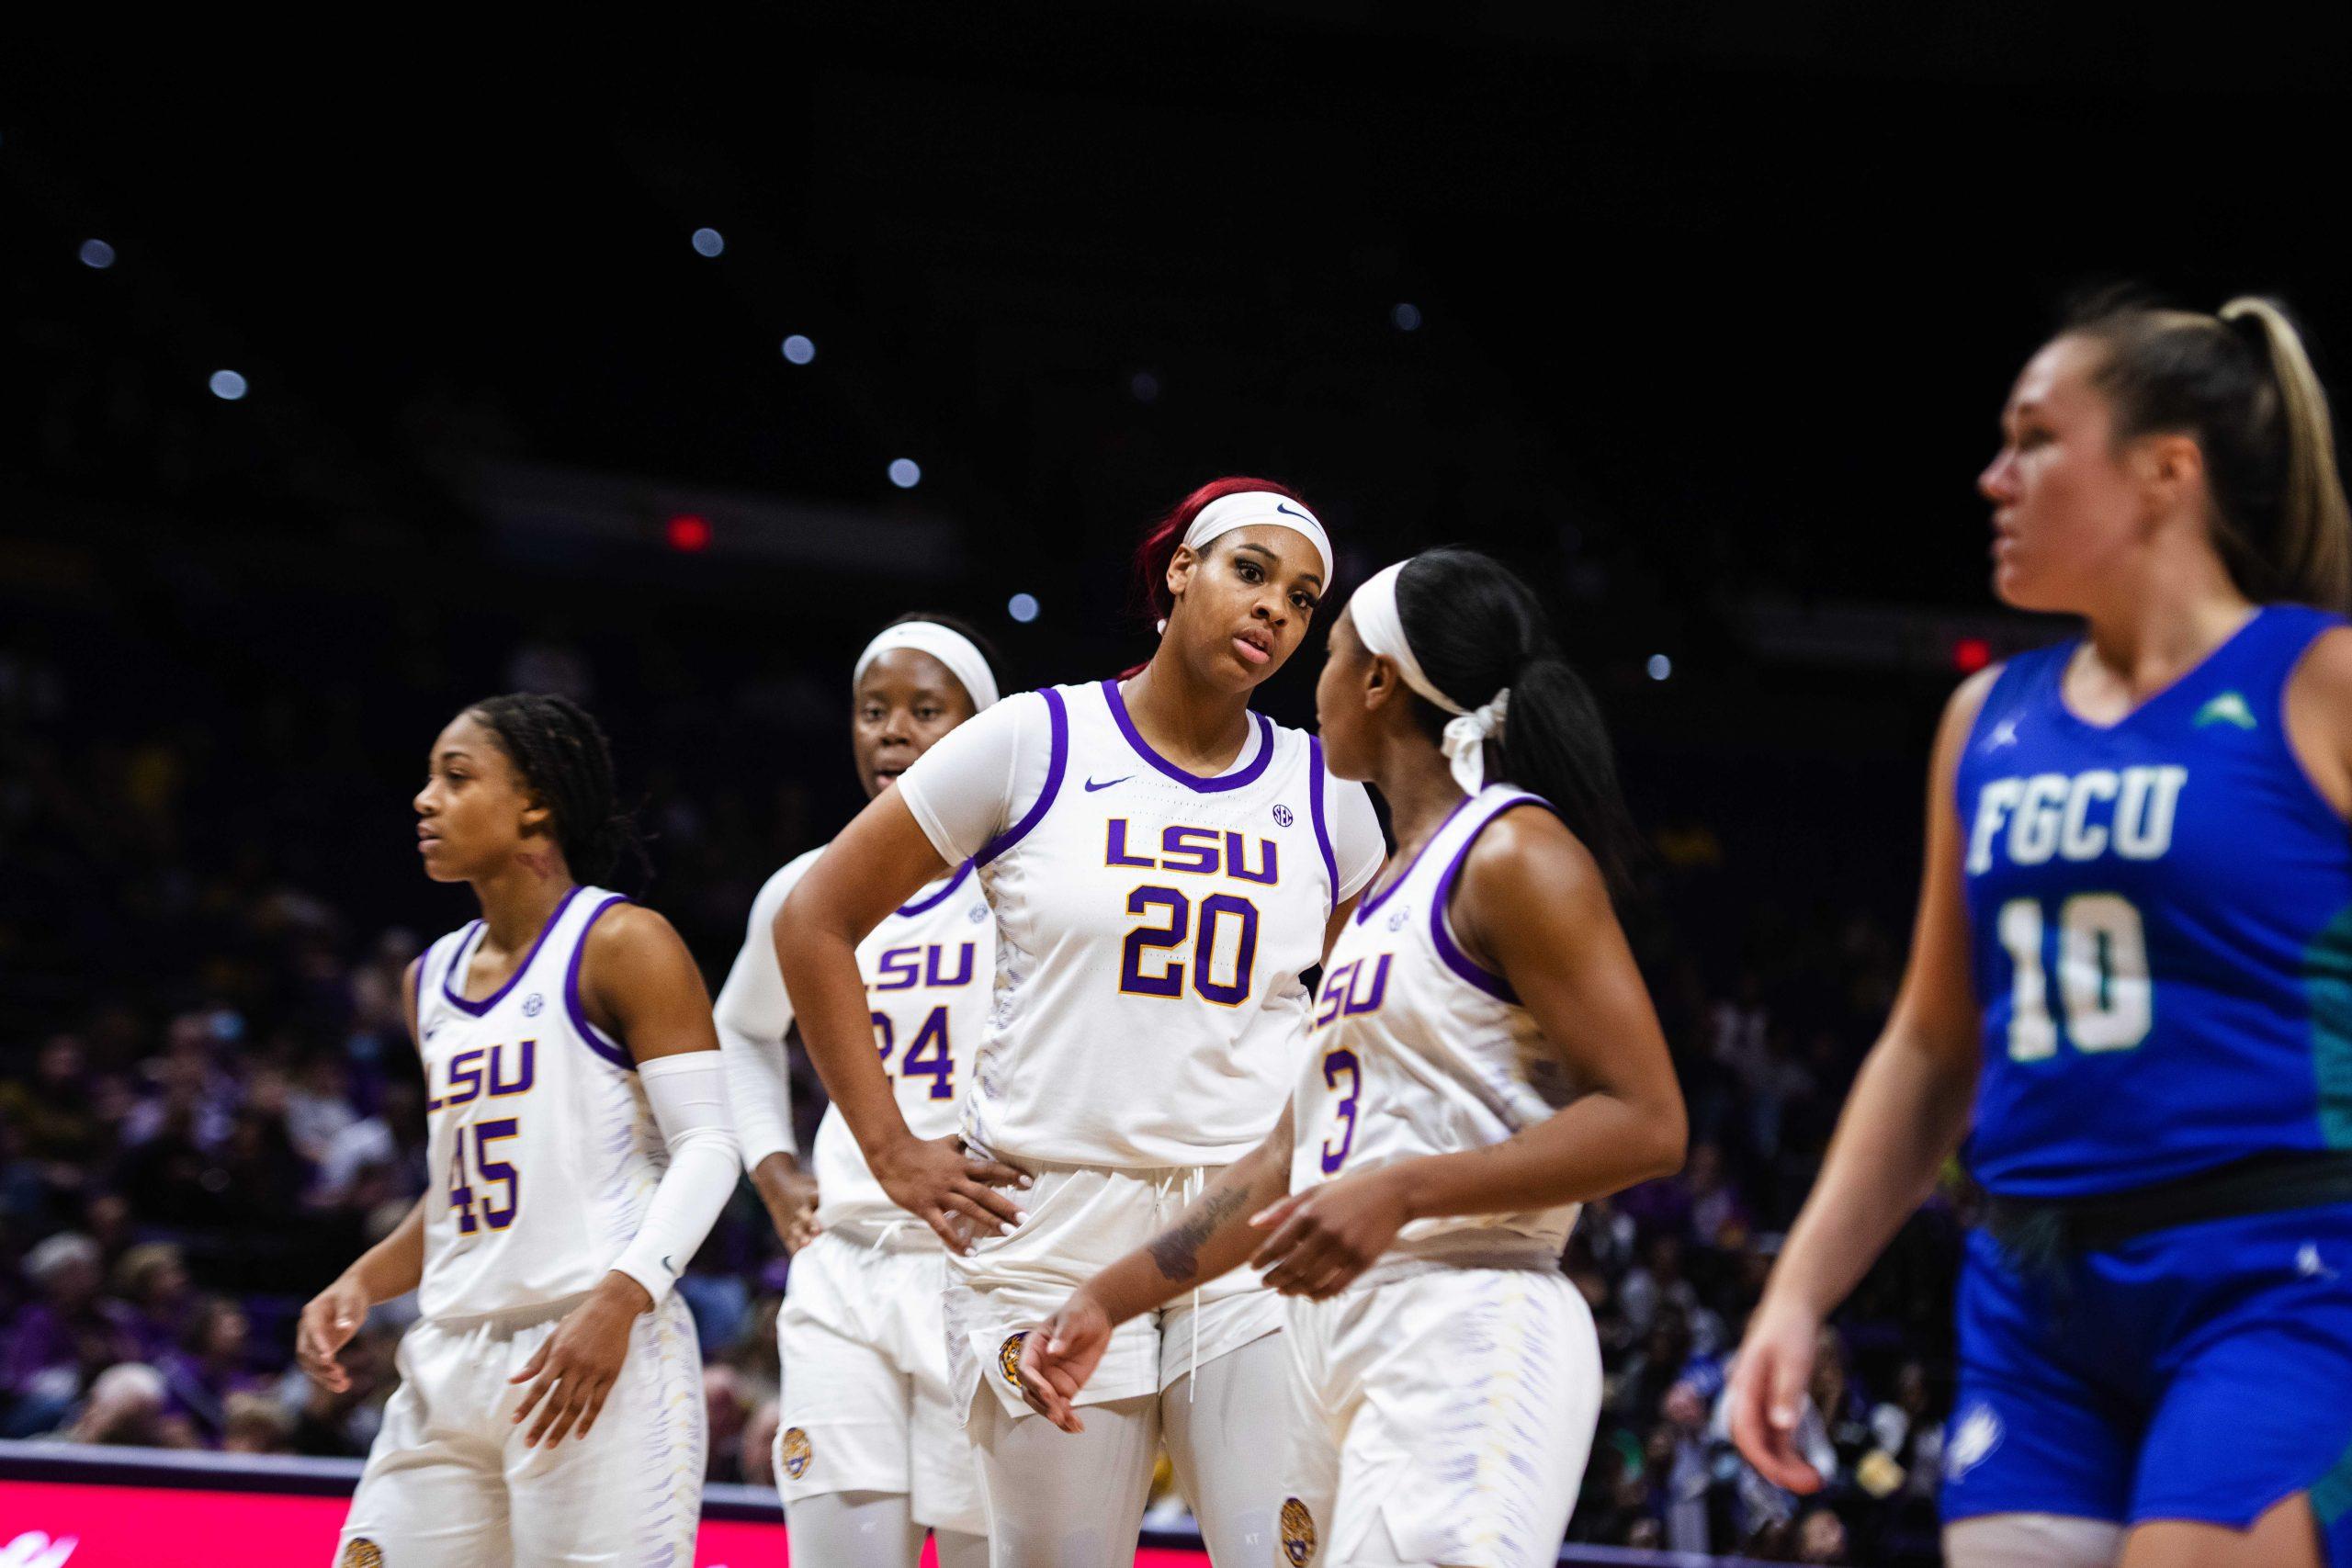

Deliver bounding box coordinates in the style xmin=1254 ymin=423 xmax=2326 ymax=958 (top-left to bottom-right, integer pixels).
xmin=752 ymin=1154 xmax=824 ymax=1253
xmin=1726 ymin=1293 xmax=1825 ymax=1494
xmin=295 ymin=1275 xmax=371 ymax=1393
xmin=1019 ymin=1292 xmax=1111 ymax=1434
xmin=873 ymin=1134 xmax=1029 ymax=1254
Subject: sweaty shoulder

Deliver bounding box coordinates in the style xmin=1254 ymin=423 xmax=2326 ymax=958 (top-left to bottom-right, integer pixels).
xmin=2286 ymin=624 xmax=2352 ymax=818
xmin=1463 ymin=803 xmax=1600 ymax=908
xmin=1451 ymin=802 xmax=1607 ymax=970
xmin=579 ymin=901 xmax=715 ymax=1059
xmin=580 ymin=899 xmax=679 ymax=970
xmin=1935 ymin=662 xmax=2008 ymax=775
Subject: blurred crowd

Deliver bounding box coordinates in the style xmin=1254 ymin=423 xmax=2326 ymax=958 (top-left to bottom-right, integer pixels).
xmin=1 ymin=606 xmax=1958 ymax=1567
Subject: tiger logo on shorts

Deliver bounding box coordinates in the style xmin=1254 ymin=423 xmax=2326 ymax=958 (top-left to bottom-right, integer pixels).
xmin=1279 ymin=1497 xmax=1316 ymax=1565
xmin=341 ymin=1541 xmax=384 ymax=1568
xmin=998 ymin=1331 xmax=1030 ymax=1394
xmin=780 ymin=1426 xmax=813 ymax=1480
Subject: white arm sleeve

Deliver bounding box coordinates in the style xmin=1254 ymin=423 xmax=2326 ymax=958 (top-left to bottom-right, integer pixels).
xmin=610 ymin=1052 xmax=740 ymax=1304
xmin=1329 ymin=778 xmax=1387 ymax=901
xmin=892 ymin=691 xmax=1044 ymax=865
xmin=713 ymin=851 xmax=823 ymax=1169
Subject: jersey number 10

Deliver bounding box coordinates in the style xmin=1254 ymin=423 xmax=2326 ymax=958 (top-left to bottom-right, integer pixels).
xmin=1995 ymin=894 xmax=2153 ymax=1060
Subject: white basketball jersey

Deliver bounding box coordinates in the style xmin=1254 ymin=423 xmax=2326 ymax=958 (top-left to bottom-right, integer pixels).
xmin=1291 ymin=787 xmax=1581 ymax=1258
xmin=412 ymin=886 xmax=664 ymax=1319
xmin=962 ymin=680 xmax=1355 ymax=1168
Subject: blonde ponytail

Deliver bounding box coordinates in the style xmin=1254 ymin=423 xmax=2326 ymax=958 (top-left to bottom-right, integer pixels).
xmin=2073 ymin=292 xmax=2352 ymax=611
xmin=2218 ymin=298 xmax=2352 ymax=611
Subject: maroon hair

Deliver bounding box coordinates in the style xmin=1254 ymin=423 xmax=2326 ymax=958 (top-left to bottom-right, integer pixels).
xmin=1130 ymin=475 xmax=1312 ymax=630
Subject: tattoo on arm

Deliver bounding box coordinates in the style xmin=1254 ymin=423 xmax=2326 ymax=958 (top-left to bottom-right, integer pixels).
xmin=1148 ymin=1180 xmax=1253 ymax=1283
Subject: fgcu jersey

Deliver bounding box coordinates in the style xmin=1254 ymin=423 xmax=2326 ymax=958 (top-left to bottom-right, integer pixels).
xmin=825 ymin=858 xmax=993 ymax=1231
xmin=1293 ymin=787 xmax=1579 ymax=1257
xmin=955 ymin=680 xmax=1354 ymax=1168
xmin=1958 ymin=605 xmax=2352 ymax=1199
xmin=412 ymin=886 xmax=665 ymax=1319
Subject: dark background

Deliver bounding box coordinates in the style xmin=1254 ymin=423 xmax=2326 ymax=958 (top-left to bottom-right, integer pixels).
xmin=3 ymin=12 xmax=2348 ymax=1560
xmin=10 ymin=8 xmax=2350 ymax=957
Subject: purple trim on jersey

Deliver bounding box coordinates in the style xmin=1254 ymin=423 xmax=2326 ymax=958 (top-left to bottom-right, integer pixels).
xmin=977 ymin=687 xmax=1069 ymax=866
xmin=1307 ymin=736 xmax=1339 ymax=912
xmin=1100 ymin=680 xmax=1276 ymax=794
xmin=441 ymin=886 xmax=585 ymax=1017
xmin=408 ymin=946 xmax=427 ymax=1044
xmin=1354 ymin=795 xmax=1476 ymax=925
xmin=564 ymin=893 xmax=636 ymax=1072
xmin=898 ymin=859 xmax=977 ymax=918
xmin=1429 ymin=795 xmax=1552 ymax=1004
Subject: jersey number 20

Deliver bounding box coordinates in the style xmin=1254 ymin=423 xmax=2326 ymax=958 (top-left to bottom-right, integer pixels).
xmin=1995 ymin=893 xmax=2152 ymax=1060
xmin=1118 ymin=886 xmax=1261 ymax=1006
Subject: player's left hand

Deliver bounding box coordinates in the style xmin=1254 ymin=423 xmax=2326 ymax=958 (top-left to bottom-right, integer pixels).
xmin=1018 ymin=1291 xmax=1113 ymax=1434
xmin=1249 ymin=1169 xmax=1412 ymax=1299
xmin=510 ymin=1273 xmax=652 ymax=1447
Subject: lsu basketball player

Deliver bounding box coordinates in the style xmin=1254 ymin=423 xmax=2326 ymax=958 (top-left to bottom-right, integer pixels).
xmin=1019 ymin=547 xmax=1689 ymax=1568
xmin=299 ymin=694 xmax=739 ymax=1567
xmin=778 ymin=479 xmax=1386 ymax=1566
xmin=715 ymin=614 xmax=1003 ymax=1568
xmin=1729 ymin=298 xmax=2352 ymax=1568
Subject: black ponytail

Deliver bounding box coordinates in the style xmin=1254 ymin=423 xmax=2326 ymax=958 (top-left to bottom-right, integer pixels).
xmin=468 ymin=692 xmax=647 ymax=888
xmin=1392 ymin=547 xmax=1639 ymax=899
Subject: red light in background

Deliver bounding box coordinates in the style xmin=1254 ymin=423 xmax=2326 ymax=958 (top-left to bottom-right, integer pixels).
xmin=1953 ymin=637 xmax=1992 ymax=673
xmin=666 ymin=514 xmax=711 ymax=552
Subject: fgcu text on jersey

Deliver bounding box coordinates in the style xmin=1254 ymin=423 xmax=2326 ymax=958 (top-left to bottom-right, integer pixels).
xmin=1955 ymin=606 xmax=2352 ymax=1199
xmin=959 ymin=681 xmax=1356 ymax=1168
xmin=412 ymin=886 xmax=667 ymax=1318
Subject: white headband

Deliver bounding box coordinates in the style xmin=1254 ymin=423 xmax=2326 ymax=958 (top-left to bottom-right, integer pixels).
xmin=853 ymin=621 xmax=1001 ymax=712
xmin=1349 ymin=560 xmax=1510 ymax=795
xmin=1182 ymin=491 xmax=1334 ymax=589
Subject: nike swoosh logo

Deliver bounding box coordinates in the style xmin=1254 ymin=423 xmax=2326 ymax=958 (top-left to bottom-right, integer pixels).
xmin=1274 ymin=502 xmax=1312 ymax=524
xmin=661 ymin=1254 xmax=674 ymax=1275
xmin=1083 ymin=775 xmax=1131 ymax=792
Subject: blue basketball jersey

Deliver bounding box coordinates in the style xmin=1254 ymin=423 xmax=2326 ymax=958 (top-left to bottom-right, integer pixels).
xmin=1957 ymin=604 xmax=2352 ymax=1198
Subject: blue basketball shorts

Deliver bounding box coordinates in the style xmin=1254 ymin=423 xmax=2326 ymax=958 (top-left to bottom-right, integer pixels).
xmin=1941 ymin=1201 xmax=2352 ymax=1558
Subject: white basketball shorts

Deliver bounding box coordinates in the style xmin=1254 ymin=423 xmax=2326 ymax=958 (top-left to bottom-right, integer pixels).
xmin=944 ymin=1158 xmax=1281 ymax=1421
xmin=1275 ymin=1261 xmax=1600 ymax=1568
xmin=337 ymin=1291 xmax=705 ymax=1568
xmin=775 ymin=1227 xmax=985 ymax=1535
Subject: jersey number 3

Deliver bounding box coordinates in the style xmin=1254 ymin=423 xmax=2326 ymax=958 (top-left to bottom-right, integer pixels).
xmin=1996 ymin=893 xmax=2153 ymax=1060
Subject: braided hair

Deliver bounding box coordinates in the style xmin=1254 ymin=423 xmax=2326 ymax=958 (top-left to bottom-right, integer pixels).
xmin=467 ymin=693 xmax=645 ymax=886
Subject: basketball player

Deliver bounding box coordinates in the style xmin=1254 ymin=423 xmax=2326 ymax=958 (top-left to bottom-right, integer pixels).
xmin=1729 ymin=297 xmax=2352 ymax=1568
xmin=299 ymin=694 xmax=739 ymax=1568
xmin=778 ymin=479 xmax=1386 ymax=1566
xmin=1018 ymin=547 xmax=1688 ymax=1568
xmin=716 ymin=614 xmax=1003 ymax=1567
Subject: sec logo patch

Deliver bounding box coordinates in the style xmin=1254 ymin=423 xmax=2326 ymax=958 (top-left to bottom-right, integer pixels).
xmin=341 ymin=1540 xmax=385 ymax=1568
xmin=1279 ymin=1497 xmax=1316 ymax=1565
xmin=779 ymin=1426 xmax=813 ymax=1480
xmin=998 ymin=1331 xmax=1030 ymax=1394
